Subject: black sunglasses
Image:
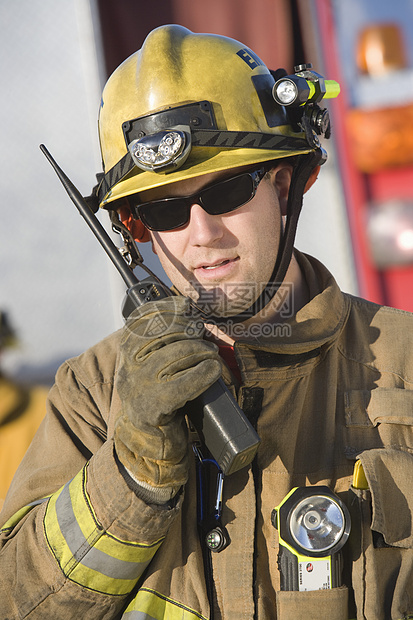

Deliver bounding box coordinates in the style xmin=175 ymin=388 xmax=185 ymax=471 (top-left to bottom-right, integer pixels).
xmin=130 ymin=167 xmax=267 ymax=232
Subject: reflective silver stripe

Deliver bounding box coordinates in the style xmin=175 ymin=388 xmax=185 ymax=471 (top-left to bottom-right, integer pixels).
xmin=55 ymin=481 xmax=149 ymax=580
xmin=28 ymin=497 xmax=50 ymax=507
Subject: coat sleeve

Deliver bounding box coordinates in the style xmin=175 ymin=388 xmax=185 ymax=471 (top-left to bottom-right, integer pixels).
xmin=0 ymin=334 xmax=182 ymax=618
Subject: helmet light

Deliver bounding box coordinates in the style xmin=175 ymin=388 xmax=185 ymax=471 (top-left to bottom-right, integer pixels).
xmin=273 ymin=64 xmax=340 ymax=108
xmin=128 ymin=128 xmax=191 ymax=172
xmin=273 ymin=75 xmax=310 ymax=106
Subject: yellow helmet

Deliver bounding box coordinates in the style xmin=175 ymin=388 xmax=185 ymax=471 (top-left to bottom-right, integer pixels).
xmin=97 ymin=24 xmax=317 ymax=211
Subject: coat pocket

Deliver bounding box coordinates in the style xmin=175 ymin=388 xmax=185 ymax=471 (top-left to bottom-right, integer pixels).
xmin=349 ymin=448 xmax=413 ymax=619
xmin=345 ymin=388 xmax=413 ymax=453
xmin=276 ymin=586 xmax=348 ymax=619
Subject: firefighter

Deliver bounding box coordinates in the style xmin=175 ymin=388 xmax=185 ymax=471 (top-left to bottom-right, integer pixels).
xmin=0 ymin=312 xmax=48 ymax=510
xmin=1 ymin=25 xmax=413 ymax=619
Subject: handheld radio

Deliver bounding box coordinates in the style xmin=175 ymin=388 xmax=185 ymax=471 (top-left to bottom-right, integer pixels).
xmin=40 ymin=144 xmax=260 ymax=476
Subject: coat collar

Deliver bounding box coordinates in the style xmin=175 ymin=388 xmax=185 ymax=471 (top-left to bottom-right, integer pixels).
xmin=233 ymin=251 xmax=350 ymax=358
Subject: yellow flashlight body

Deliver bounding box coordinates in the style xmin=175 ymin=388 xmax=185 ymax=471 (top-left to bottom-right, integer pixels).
xmin=271 ymin=486 xmax=351 ymax=591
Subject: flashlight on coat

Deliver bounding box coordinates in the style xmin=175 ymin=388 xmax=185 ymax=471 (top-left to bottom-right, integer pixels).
xmin=271 ymin=486 xmax=351 ymax=591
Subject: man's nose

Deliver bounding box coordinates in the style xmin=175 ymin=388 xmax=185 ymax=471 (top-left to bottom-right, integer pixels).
xmin=187 ymin=203 xmax=225 ymax=246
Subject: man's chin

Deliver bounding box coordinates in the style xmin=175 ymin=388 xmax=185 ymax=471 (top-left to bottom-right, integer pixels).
xmin=194 ymin=295 xmax=259 ymax=320
xmin=179 ymin=281 xmax=262 ymax=319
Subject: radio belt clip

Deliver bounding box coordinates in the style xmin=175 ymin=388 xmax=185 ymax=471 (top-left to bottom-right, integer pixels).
xmin=193 ymin=443 xmax=230 ymax=553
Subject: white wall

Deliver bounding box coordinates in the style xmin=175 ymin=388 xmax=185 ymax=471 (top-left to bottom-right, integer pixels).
xmin=0 ymin=0 xmax=123 ymax=383
xmin=295 ymin=148 xmax=358 ymax=296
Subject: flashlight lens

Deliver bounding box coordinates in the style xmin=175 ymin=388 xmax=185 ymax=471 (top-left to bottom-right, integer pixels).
xmin=289 ymin=495 xmax=346 ymax=554
xmin=275 ymin=80 xmax=298 ymax=105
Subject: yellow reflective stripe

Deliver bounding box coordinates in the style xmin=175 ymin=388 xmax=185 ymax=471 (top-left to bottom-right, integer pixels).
xmin=44 ymin=466 xmax=163 ymax=595
xmin=122 ymin=588 xmax=208 ymax=620
xmin=0 ymin=497 xmax=50 ymax=533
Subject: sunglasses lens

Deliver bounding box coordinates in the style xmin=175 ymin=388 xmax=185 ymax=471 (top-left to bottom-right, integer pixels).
xmin=139 ymin=200 xmax=189 ymax=231
xmin=137 ymin=170 xmax=259 ymax=231
xmin=202 ymin=174 xmax=254 ymax=215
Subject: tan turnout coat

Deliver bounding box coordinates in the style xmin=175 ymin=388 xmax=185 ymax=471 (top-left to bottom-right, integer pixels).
xmin=1 ymin=252 xmax=413 ymax=619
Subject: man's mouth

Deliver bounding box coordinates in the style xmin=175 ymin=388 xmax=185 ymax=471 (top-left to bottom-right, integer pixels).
xmin=196 ymin=257 xmax=239 ymax=271
xmin=203 ymin=259 xmax=232 ymax=270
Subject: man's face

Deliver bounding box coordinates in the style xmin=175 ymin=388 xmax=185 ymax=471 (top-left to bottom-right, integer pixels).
xmin=142 ymin=164 xmax=291 ymax=318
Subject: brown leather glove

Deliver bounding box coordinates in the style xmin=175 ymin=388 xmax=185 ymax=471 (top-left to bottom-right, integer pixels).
xmin=114 ymin=296 xmax=222 ymax=504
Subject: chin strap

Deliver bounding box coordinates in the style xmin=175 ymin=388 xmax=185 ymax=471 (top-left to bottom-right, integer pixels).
xmin=205 ymin=148 xmax=325 ymax=325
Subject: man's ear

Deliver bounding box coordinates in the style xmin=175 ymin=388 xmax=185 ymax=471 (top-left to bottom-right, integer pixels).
xmin=118 ymin=201 xmax=151 ymax=243
xmin=272 ymin=165 xmax=293 ymax=216
xmin=270 ymin=163 xmax=321 ymax=215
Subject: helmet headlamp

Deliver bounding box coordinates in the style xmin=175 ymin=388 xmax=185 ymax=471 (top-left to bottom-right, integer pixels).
xmin=128 ymin=128 xmax=191 ymax=172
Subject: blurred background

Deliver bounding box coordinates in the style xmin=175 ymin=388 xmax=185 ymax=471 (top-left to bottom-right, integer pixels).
xmin=1 ymin=0 xmax=413 ymax=386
